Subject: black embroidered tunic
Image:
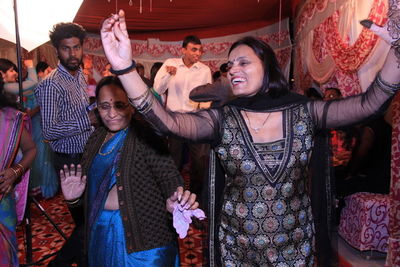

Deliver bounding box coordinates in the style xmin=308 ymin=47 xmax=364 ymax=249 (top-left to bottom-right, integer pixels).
xmin=137 ymin=78 xmax=395 ymax=266
xmin=215 ymin=106 xmax=314 ymax=266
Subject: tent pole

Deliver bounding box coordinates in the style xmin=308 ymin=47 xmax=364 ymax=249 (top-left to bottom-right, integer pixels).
xmin=13 ymin=0 xmax=25 ymax=108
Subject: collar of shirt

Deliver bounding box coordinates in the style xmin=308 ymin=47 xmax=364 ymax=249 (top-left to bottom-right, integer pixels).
xmin=178 ymin=58 xmax=201 ymax=69
xmin=57 ymin=63 xmax=83 ymax=80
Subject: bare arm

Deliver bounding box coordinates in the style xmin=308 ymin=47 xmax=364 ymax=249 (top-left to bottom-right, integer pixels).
xmin=0 ymin=126 xmax=36 ymax=194
xmin=4 ymin=66 xmax=38 ymax=95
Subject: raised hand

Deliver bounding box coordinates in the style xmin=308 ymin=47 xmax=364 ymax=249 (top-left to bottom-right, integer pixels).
xmin=23 ymin=59 xmax=34 ymax=68
xmin=60 ymin=164 xmax=86 ymax=201
xmin=360 ymin=19 xmax=394 ymax=44
xmin=360 ymin=0 xmax=400 ymax=46
xmin=100 ymin=9 xmax=133 ymax=70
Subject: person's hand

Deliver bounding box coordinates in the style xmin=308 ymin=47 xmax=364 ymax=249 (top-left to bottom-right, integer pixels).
xmin=0 ymin=168 xmax=18 ymax=195
xmin=100 ymin=9 xmax=133 ymax=71
xmin=166 ymin=186 xmax=199 ymax=213
xmin=60 ymin=164 xmax=86 ymax=201
xmin=166 ymin=66 xmax=177 ymax=76
xmin=24 ymin=59 xmax=33 ymax=68
xmin=88 ymin=111 xmax=98 ymax=127
xmin=360 ymin=1 xmax=400 ymax=45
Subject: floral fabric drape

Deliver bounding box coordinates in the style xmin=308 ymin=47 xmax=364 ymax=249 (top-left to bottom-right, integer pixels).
xmin=79 ymin=24 xmax=291 ymax=77
xmin=296 ymin=0 xmax=400 ymax=265
xmin=325 ymin=2 xmax=386 ymax=72
xmin=32 ymin=20 xmax=291 ymax=80
xmin=295 ymin=0 xmax=387 ymax=96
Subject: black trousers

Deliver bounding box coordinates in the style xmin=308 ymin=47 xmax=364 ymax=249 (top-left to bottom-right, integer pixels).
xmin=168 ymin=138 xmax=209 ymax=198
xmin=49 ymin=152 xmax=86 ymax=267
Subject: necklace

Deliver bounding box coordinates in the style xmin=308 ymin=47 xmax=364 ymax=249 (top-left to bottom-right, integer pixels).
xmin=244 ymin=111 xmax=271 ymax=133
xmin=98 ymin=128 xmax=127 ymax=156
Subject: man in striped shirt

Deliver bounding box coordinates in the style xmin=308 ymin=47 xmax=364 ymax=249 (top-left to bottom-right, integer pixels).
xmin=35 ymin=22 xmax=95 ymax=267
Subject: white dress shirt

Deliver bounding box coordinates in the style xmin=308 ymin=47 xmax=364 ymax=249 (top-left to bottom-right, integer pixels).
xmin=154 ymin=58 xmax=212 ymax=112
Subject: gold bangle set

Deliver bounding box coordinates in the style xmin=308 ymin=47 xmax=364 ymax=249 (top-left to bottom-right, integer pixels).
xmin=10 ymin=163 xmax=25 ymax=179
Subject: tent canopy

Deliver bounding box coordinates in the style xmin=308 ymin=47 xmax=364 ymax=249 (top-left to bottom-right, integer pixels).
xmin=74 ymin=0 xmax=298 ymax=40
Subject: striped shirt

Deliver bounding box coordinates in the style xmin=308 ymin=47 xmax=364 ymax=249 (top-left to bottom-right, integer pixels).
xmin=35 ymin=63 xmax=93 ymax=154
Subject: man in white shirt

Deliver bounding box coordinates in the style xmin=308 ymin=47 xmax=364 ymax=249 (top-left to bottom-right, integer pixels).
xmin=154 ymin=35 xmax=212 ymax=203
xmin=154 ymin=35 xmax=212 ymax=111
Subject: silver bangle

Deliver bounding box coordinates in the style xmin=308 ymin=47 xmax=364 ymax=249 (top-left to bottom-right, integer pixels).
xmin=135 ymin=90 xmax=154 ymax=114
xmin=376 ymin=71 xmax=400 ymax=93
xmin=129 ymin=89 xmax=153 ymax=113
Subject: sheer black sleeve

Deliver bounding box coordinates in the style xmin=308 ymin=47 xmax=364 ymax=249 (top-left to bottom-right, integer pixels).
xmin=307 ymin=77 xmax=396 ymax=129
xmin=133 ymin=90 xmax=222 ymax=143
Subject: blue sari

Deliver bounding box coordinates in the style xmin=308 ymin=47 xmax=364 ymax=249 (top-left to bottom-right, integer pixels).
xmin=87 ymin=128 xmax=180 ymax=267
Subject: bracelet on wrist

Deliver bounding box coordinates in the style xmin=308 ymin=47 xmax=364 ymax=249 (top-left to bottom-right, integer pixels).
xmin=10 ymin=167 xmax=19 ymax=179
xmin=376 ymin=71 xmax=400 ymax=93
xmin=66 ymin=198 xmax=80 ymax=205
xmin=128 ymin=89 xmax=153 ymax=113
xmin=109 ymin=60 xmax=136 ymax=75
xmin=128 ymin=89 xmax=149 ymax=102
xmin=16 ymin=163 xmax=25 ymax=173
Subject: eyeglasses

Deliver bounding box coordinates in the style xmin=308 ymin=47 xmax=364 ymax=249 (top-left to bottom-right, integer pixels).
xmin=97 ymin=102 xmax=130 ymax=112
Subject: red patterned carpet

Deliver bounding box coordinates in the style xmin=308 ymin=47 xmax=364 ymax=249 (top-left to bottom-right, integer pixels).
xmin=16 ymin=193 xmax=205 ymax=266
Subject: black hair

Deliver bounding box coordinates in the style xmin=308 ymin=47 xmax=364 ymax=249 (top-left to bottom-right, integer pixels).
xmin=0 ymin=58 xmax=17 ymax=84
xmin=212 ymin=71 xmax=221 ymax=82
xmin=95 ymin=75 xmax=125 ymax=98
xmin=182 ymin=35 xmax=201 ymax=48
xmin=219 ymin=63 xmax=228 ymax=73
xmin=150 ymin=62 xmax=163 ymax=83
xmin=135 ymin=63 xmax=144 ymax=71
xmin=305 ymin=87 xmax=323 ymax=100
xmin=0 ymin=58 xmax=17 ymax=73
xmin=228 ymin=36 xmax=289 ymax=98
xmin=0 ymin=79 xmax=19 ymax=109
xmin=36 ymin=61 xmax=49 ymax=74
xmin=49 ymin=22 xmax=86 ymax=49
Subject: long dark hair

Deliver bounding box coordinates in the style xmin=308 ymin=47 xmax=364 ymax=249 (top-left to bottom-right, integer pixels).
xmin=228 ymin=36 xmax=289 ymax=98
xmin=0 ymin=59 xmax=19 ymax=109
xmin=0 ymin=58 xmax=17 ymax=84
xmin=0 ymin=80 xmax=19 ymax=109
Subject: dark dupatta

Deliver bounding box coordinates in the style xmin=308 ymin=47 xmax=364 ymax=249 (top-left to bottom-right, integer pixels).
xmin=205 ymin=91 xmax=334 ymax=267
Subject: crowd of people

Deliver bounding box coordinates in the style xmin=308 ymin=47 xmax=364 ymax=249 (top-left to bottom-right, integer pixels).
xmin=0 ymin=1 xmax=399 ymax=266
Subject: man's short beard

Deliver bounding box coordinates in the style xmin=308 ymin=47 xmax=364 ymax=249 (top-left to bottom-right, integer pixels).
xmin=59 ymin=57 xmax=82 ymax=72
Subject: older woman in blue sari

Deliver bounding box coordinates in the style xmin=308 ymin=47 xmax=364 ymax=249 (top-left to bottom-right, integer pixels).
xmin=0 ymin=81 xmax=36 ymax=267
xmin=60 ymin=76 xmax=199 ymax=267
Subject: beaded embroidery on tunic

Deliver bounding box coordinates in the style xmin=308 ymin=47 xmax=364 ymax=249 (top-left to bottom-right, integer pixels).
xmin=214 ymin=105 xmax=315 ymax=266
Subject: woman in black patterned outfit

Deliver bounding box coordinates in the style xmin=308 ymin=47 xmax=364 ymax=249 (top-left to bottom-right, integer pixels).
xmin=100 ymin=6 xmax=400 ymax=266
